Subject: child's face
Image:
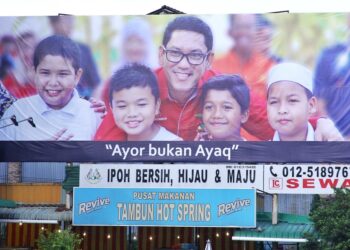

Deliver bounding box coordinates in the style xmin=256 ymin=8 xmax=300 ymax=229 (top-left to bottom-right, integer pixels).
xmin=35 ymin=55 xmax=82 ymax=110
xmin=202 ymin=89 xmax=248 ymax=140
xmin=267 ymin=81 xmax=316 ymax=140
xmin=111 ymin=86 xmax=160 ymax=139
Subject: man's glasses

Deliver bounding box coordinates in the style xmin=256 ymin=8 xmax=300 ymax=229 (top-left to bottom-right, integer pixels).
xmin=162 ymin=46 xmax=210 ymax=65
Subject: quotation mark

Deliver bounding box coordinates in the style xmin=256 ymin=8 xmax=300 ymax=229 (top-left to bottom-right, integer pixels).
xmin=105 ymin=144 xmax=113 ymax=150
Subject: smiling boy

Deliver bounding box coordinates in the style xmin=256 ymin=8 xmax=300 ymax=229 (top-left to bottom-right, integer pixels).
xmin=199 ymin=74 xmax=250 ymax=141
xmin=110 ymin=64 xmax=181 ymax=141
xmin=0 ymin=35 xmax=101 ymax=140
xmin=267 ymin=62 xmax=317 ymax=141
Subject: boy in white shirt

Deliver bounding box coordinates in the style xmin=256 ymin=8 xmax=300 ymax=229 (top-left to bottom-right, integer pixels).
xmin=0 ymin=35 xmax=101 ymax=140
xmin=267 ymin=62 xmax=317 ymax=141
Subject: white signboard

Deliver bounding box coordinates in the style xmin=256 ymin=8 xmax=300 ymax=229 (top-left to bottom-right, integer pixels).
xmin=264 ymin=164 xmax=350 ymax=194
xmin=80 ymin=163 xmax=350 ymax=194
xmin=80 ymin=163 xmax=264 ymax=190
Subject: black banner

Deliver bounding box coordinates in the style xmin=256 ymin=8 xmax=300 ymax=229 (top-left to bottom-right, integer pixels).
xmin=1 ymin=141 xmax=349 ymax=163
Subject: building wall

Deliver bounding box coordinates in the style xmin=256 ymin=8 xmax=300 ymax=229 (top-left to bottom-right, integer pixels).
xmin=5 ymin=224 xmax=128 ymax=250
xmin=138 ymin=227 xmax=255 ymax=250
xmin=6 ymin=223 xmax=59 ymax=248
xmin=264 ymin=194 xmax=313 ymax=215
xmin=0 ymin=183 xmax=61 ymax=203
xmin=74 ymin=226 xmax=127 ymax=250
xmin=5 ymin=223 xmax=257 ymax=250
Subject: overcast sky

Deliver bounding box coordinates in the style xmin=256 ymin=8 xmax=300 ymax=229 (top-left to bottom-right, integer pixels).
xmin=0 ymin=0 xmax=349 ymax=16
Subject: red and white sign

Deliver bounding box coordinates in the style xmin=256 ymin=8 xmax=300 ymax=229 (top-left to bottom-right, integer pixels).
xmin=264 ymin=164 xmax=350 ymax=194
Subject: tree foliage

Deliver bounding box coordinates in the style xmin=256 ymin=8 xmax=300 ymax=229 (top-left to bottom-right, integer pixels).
xmin=269 ymin=13 xmax=348 ymax=68
xmin=36 ymin=228 xmax=82 ymax=250
xmin=303 ymin=189 xmax=350 ymax=250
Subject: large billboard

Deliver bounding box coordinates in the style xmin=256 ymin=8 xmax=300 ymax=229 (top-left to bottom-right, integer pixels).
xmin=73 ymin=187 xmax=256 ymax=227
xmin=0 ymin=13 xmax=349 ymax=162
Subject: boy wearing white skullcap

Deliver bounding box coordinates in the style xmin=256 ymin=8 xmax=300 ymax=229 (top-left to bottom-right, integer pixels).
xmin=267 ymin=62 xmax=317 ymax=141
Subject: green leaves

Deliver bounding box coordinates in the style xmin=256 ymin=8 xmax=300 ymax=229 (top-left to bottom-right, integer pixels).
xmin=37 ymin=228 xmax=82 ymax=250
xmin=303 ymin=189 xmax=350 ymax=250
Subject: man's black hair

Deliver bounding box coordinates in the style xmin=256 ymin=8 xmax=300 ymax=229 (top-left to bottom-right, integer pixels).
xmin=162 ymin=16 xmax=213 ymax=51
xmin=33 ymin=35 xmax=81 ymax=73
xmin=201 ymin=74 xmax=250 ymax=113
xmin=109 ymin=63 xmax=159 ymax=105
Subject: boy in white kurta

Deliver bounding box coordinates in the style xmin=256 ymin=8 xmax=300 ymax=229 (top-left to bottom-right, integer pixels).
xmin=267 ymin=62 xmax=317 ymax=141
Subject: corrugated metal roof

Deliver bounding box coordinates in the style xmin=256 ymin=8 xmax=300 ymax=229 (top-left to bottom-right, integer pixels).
xmin=233 ymin=212 xmax=314 ymax=241
xmin=0 ymin=162 xmax=8 ymax=183
xmin=22 ymin=162 xmax=66 ymax=183
xmin=0 ymin=205 xmax=72 ymax=221
xmin=257 ymin=212 xmax=311 ymax=224
xmin=0 ymin=199 xmax=17 ymax=208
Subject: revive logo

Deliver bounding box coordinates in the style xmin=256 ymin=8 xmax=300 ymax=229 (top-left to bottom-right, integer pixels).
xmin=79 ymin=197 xmax=110 ymax=214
